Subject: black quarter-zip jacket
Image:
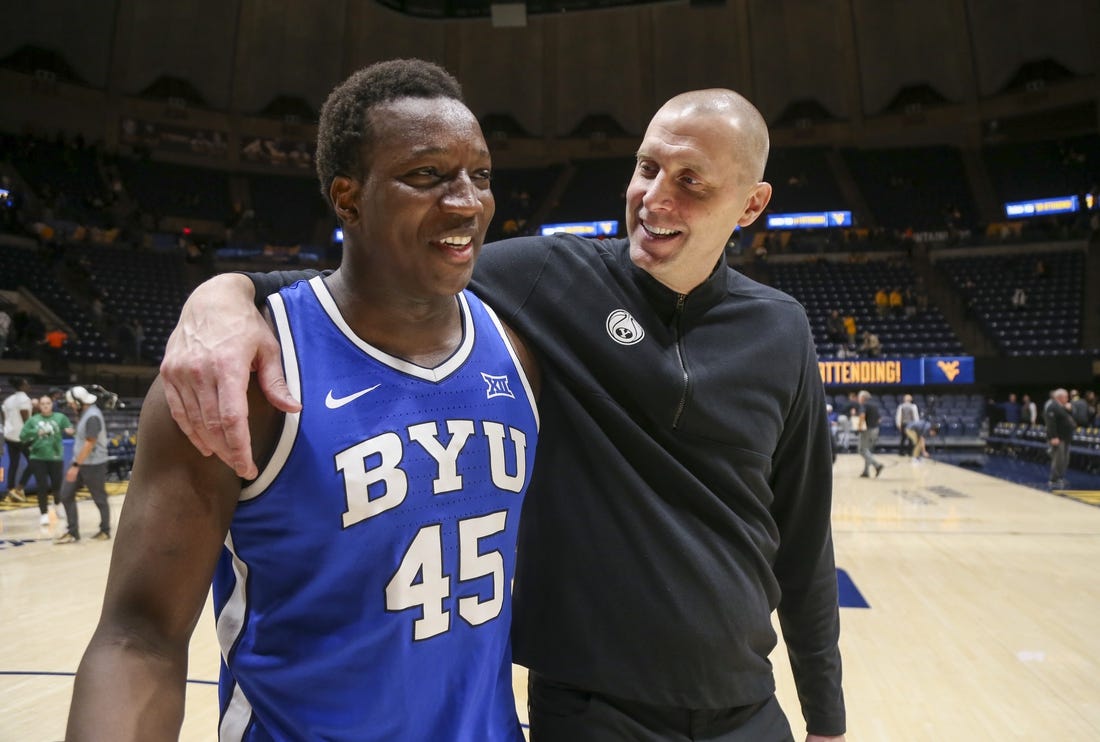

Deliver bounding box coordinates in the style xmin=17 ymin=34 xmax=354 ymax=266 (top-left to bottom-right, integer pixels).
xmin=249 ymin=233 xmax=845 ymax=736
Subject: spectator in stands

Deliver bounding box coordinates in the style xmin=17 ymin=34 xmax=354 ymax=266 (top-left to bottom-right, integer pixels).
xmin=41 ymin=326 xmax=69 ymax=378
xmin=1033 ymin=258 xmax=1047 ymax=279
xmin=2 ymin=376 xmax=33 ymax=502
xmin=1001 ymin=393 xmax=1020 ymax=424
xmin=1069 ymin=389 xmax=1090 ymax=427
xmin=1020 ymin=394 xmax=1037 ymax=427
xmin=888 ymin=287 xmax=904 ymax=316
xmin=0 ymin=306 xmax=11 ymax=358
xmin=904 ymin=419 xmax=938 ymax=462
xmin=843 ymin=312 xmax=857 ymax=345
xmin=1011 ymin=287 xmax=1027 ymax=310
xmin=1045 ymin=388 xmax=1075 ymax=489
xmin=130 ymin=319 xmax=145 ymax=363
xmin=859 ymin=330 xmax=883 ymax=358
xmin=901 ymin=287 xmax=917 ymax=318
xmin=895 ymin=394 xmax=919 ymax=457
xmin=19 ymin=394 xmax=73 ymax=527
xmin=857 ymin=390 xmax=884 ymax=478
xmin=874 ymin=288 xmax=889 ymax=317
xmin=1086 ymin=391 xmax=1098 ymax=426
xmin=960 ymin=278 xmax=978 ymax=318
xmin=115 ymin=320 xmax=134 ymax=362
xmin=914 ymin=285 xmax=929 ymax=315
xmin=826 ymin=309 xmax=847 ymax=345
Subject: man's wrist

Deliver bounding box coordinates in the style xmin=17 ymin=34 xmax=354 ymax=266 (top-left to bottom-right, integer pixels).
xmin=70 ymin=461 xmax=80 ymax=467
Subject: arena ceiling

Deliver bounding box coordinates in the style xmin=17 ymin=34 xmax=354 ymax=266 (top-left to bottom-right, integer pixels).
xmin=1 ymin=0 xmax=1096 ymax=143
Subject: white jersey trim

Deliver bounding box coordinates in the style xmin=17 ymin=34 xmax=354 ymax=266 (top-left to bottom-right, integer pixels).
xmin=308 ymin=275 xmax=475 ymax=382
xmin=240 ymin=292 xmax=302 ymax=501
xmin=217 ymin=532 xmax=254 ymax=740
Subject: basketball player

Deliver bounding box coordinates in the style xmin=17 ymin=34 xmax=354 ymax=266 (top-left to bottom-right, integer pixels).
xmin=161 ymin=88 xmax=845 ymax=740
xmin=66 ymin=60 xmax=539 ymax=741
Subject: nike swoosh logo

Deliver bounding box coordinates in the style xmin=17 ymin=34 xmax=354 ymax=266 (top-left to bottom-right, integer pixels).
xmin=324 ymin=384 xmax=381 ymax=409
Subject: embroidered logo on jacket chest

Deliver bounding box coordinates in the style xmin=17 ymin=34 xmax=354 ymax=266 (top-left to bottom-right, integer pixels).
xmin=606 ymin=309 xmax=645 ymax=346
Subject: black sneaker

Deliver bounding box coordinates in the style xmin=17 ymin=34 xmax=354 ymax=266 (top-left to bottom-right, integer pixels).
xmin=874 ymin=463 xmax=884 ymax=478
xmin=859 ymin=472 xmax=870 ymax=478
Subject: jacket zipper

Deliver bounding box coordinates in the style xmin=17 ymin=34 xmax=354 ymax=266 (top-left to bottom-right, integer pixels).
xmin=672 ymin=293 xmax=689 ymax=429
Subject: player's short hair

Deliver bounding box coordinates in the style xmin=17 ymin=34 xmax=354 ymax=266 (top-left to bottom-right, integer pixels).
xmin=315 ymin=58 xmax=464 ymax=206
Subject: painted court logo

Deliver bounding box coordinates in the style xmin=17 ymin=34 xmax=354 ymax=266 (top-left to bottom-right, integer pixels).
xmin=606 ymin=309 xmax=644 ymax=346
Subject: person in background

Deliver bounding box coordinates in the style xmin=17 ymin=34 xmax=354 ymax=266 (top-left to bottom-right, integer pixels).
xmin=904 ymin=418 xmax=937 ymax=462
xmin=2 ymin=376 xmax=33 ymax=502
xmin=858 ymin=330 xmax=882 ymax=358
xmin=157 ymin=85 xmax=846 ymax=740
xmin=1020 ymin=393 xmax=1037 ymax=427
xmin=1069 ymin=389 xmax=1089 ymax=428
xmin=894 ymin=394 xmax=919 ymax=457
xmin=1045 ymin=388 xmax=1075 ymax=489
xmin=19 ymin=394 xmax=72 ymax=527
xmin=857 ymin=390 xmax=884 ymax=478
xmin=54 ymin=386 xmax=111 ymax=544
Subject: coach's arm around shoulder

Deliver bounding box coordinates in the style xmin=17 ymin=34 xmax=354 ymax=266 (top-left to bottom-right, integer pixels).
xmin=161 ymin=271 xmax=302 ymax=480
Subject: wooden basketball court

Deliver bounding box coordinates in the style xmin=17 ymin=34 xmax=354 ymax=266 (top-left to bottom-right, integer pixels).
xmin=3 ymin=454 xmax=1099 ymax=740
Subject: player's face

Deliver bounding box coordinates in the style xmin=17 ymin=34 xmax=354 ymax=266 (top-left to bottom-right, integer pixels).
xmin=625 ymin=108 xmax=769 ymax=293
xmin=39 ymin=396 xmax=52 ymax=414
xmin=347 ymin=96 xmax=494 ymax=300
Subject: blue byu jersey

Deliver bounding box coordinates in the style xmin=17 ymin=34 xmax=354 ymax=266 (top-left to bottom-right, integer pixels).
xmin=213 ymin=276 xmax=538 ymax=741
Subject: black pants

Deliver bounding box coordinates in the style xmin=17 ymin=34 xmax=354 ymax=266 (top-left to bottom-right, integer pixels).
xmin=5 ymin=439 xmax=30 ymax=490
xmin=60 ymin=462 xmax=110 ymax=538
xmin=528 ymin=673 xmax=794 ymax=742
xmin=27 ymin=459 xmax=63 ymax=513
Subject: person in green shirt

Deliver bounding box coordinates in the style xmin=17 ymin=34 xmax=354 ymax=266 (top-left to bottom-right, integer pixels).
xmin=20 ymin=395 xmax=73 ymax=526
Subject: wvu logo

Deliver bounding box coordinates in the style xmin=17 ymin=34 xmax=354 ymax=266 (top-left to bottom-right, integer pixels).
xmin=481 ymin=373 xmax=515 ymax=400
xmin=936 ymin=360 xmax=961 ymax=382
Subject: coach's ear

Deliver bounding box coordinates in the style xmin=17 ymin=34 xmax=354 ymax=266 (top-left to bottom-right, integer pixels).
xmin=330 ymin=176 xmax=360 ymax=225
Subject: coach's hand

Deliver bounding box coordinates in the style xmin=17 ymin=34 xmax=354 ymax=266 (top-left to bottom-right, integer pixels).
xmin=160 ymin=272 xmax=300 ymax=479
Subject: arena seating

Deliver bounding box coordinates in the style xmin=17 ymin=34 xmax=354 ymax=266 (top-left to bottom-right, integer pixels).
xmin=764 ymin=147 xmax=847 ymax=213
xmin=935 ymin=249 xmax=1086 ymax=356
xmin=0 ymin=244 xmax=118 ymax=363
xmin=541 ymin=157 xmax=633 ymax=226
xmin=842 ymin=146 xmax=975 ymax=231
xmin=765 ymin=259 xmax=965 ymax=359
xmin=116 ymin=158 xmax=232 ymax=223
xmin=986 ymin=421 xmax=1100 ymax=473
xmin=79 ymin=244 xmax=191 ymax=363
xmin=247 ymin=173 xmax=328 ymax=245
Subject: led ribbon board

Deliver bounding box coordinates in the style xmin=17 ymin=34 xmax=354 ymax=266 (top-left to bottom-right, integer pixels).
xmin=766 ymin=211 xmax=852 ymax=230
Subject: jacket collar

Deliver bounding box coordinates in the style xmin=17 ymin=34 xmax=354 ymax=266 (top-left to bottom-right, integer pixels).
xmin=618 ymin=241 xmax=729 ymax=324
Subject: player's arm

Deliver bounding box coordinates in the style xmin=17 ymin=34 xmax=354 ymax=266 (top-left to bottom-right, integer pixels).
xmin=160 ymin=270 xmax=313 ymax=477
xmin=66 ymin=376 xmax=276 ymax=741
xmin=502 ymin=324 xmax=541 ymax=400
